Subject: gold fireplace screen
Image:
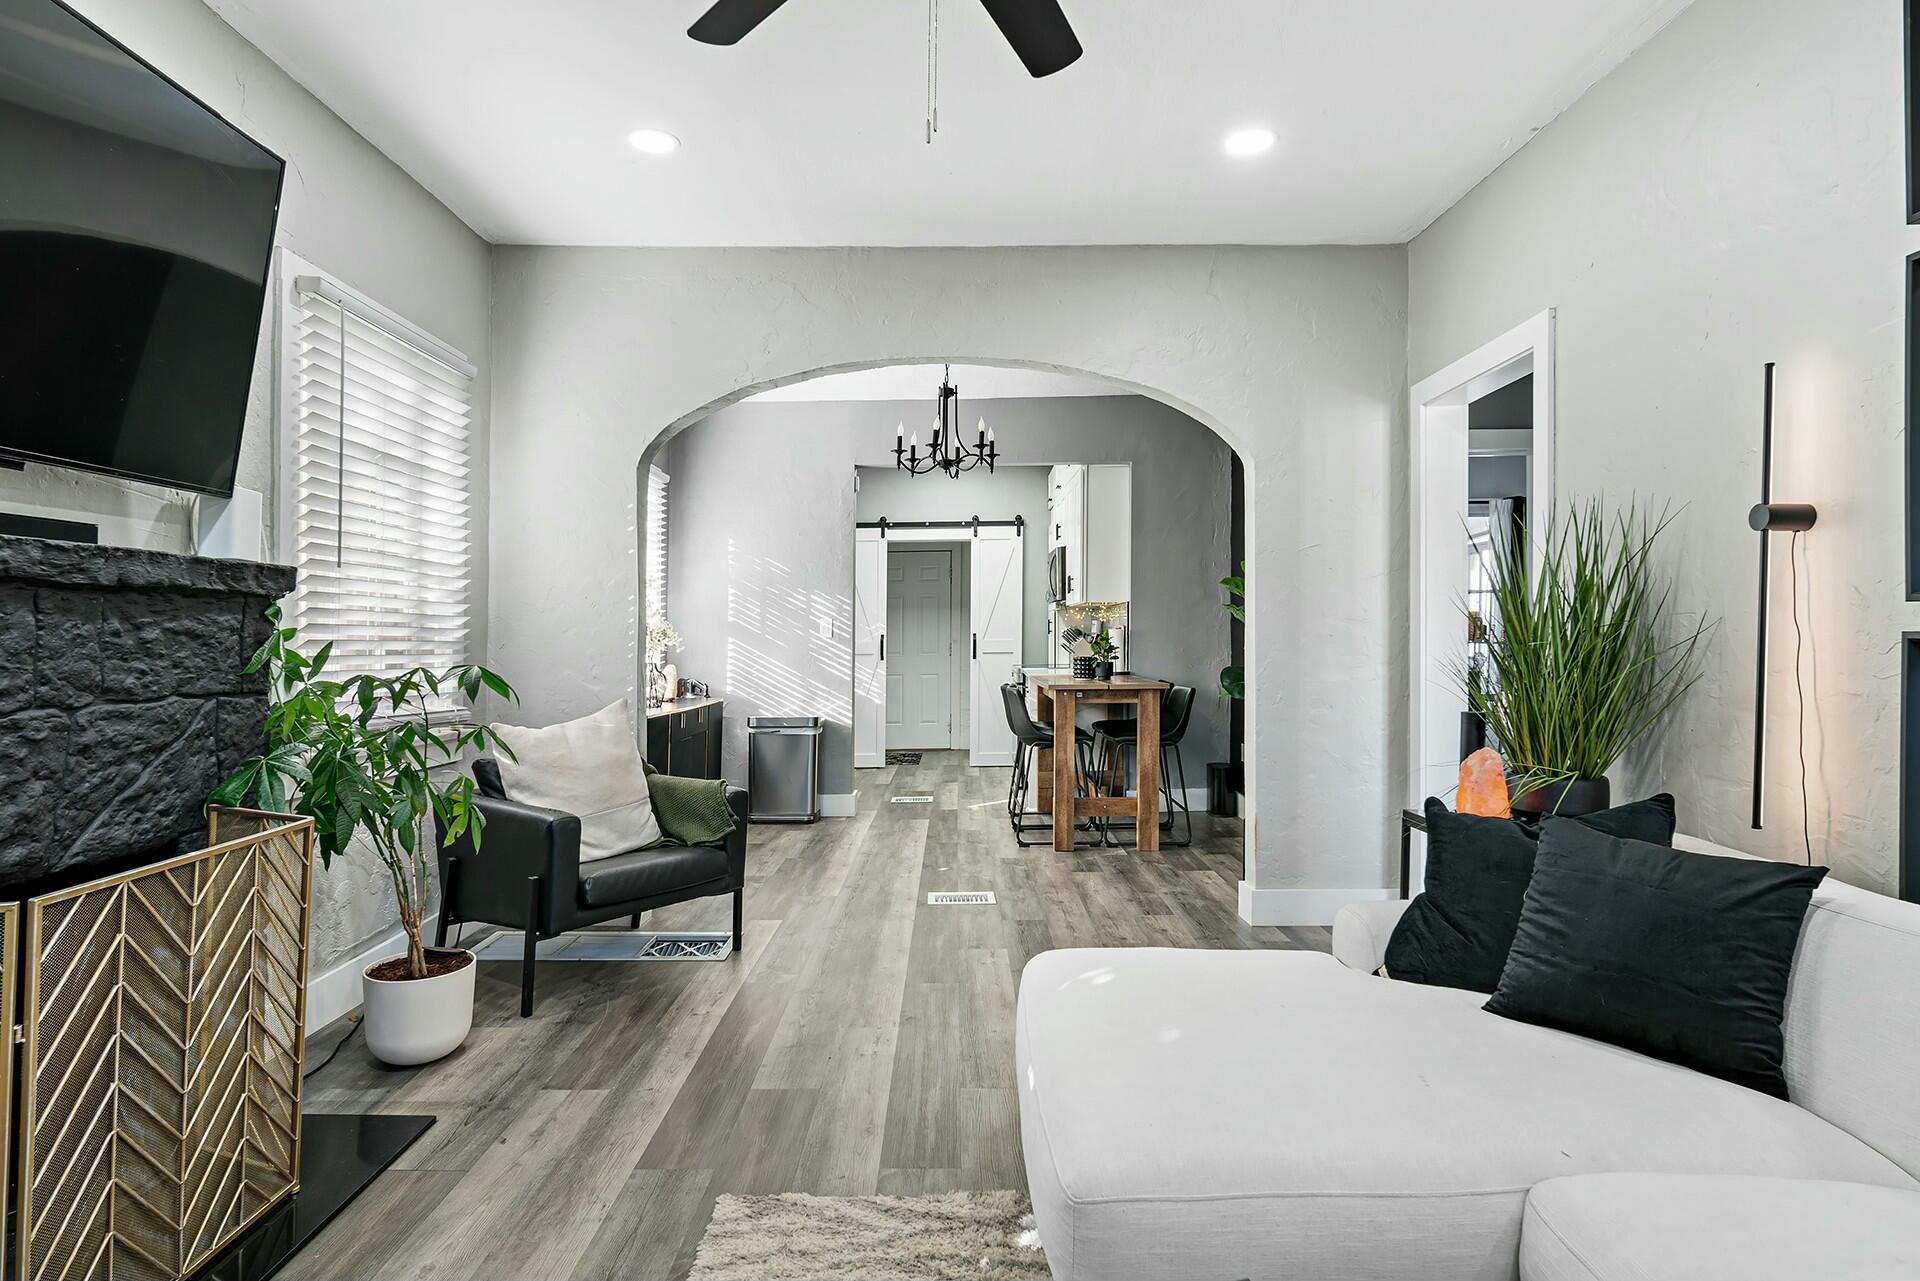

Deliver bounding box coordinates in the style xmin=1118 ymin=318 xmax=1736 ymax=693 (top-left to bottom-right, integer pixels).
xmin=6 ymin=807 xmax=314 ymax=1281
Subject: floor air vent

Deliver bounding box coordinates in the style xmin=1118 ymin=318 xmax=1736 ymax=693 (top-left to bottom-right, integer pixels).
xmin=471 ymin=930 xmax=734 ymax=961
xmin=927 ymin=891 xmax=996 ymax=905
xmin=891 ymin=795 xmax=935 ymax=804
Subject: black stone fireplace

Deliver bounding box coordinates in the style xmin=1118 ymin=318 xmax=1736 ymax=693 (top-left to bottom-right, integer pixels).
xmin=0 ymin=533 xmax=294 ymax=897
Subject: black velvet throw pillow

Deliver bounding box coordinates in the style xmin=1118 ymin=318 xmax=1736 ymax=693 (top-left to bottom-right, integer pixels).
xmin=1383 ymin=794 xmax=1675 ymax=993
xmin=1484 ymin=821 xmax=1826 ymax=1099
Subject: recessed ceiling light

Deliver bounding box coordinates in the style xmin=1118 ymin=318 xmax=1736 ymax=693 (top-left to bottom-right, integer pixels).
xmin=1223 ymin=127 xmax=1277 ymax=158
xmin=627 ymin=128 xmax=681 ymax=156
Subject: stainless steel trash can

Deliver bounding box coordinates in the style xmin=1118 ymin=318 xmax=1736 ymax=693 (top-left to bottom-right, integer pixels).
xmin=747 ymin=716 xmax=824 ymax=822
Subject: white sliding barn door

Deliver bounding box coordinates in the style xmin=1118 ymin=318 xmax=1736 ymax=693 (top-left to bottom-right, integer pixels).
xmin=969 ymin=526 xmax=1022 ymax=767
xmin=853 ymin=527 xmax=886 ymax=769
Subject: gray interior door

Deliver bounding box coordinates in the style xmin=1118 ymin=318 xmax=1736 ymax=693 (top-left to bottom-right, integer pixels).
xmin=886 ymin=548 xmax=955 ymax=748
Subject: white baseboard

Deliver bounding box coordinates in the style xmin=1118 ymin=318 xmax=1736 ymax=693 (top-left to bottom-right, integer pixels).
xmin=305 ymin=919 xmax=437 ymax=1034
xmin=820 ymin=793 xmax=857 ymax=818
xmin=1238 ymin=883 xmax=1394 ymax=927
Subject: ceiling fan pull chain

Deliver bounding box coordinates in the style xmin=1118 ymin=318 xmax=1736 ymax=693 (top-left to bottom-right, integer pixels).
xmin=926 ymin=0 xmax=939 ymax=143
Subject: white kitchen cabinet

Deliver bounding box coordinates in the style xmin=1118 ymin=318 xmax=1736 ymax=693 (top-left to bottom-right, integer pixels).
xmin=1048 ymin=463 xmax=1132 ymax=667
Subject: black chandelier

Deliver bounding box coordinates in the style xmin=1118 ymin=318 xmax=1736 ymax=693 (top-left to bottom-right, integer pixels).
xmin=895 ymin=365 xmax=997 ymax=477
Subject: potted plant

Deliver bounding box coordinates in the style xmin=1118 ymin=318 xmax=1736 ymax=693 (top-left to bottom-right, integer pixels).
xmin=1459 ymin=499 xmax=1711 ymax=816
xmin=1088 ymin=628 xmax=1119 ymax=681
xmin=211 ymin=606 xmax=517 ymax=1066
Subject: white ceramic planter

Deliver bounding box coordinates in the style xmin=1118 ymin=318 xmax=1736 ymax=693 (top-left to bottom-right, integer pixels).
xmin=361 ymin=949 xmax=476 ymax=1066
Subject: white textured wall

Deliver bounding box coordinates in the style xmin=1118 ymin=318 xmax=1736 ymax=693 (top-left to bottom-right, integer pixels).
xmin=490 ymin=245 xmax=1408 ymax=920
xmin=14 ymin=0 xmax=496 ymax=977
xmin=1409 ymin=0 xmax=1909 ymax=893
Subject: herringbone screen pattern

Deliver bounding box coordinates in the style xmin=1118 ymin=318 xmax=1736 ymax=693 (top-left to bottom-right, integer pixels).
xmin=17 ymin=813 xmax=313 ymax=1280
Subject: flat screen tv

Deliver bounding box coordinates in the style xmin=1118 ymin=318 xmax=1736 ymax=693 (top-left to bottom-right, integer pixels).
xmin=0 ymin=0 xmax=284 ymax=498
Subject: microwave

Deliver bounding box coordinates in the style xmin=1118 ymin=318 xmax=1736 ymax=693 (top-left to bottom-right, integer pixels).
xmin=1046 ymin=546 xmax=1070 ymax=603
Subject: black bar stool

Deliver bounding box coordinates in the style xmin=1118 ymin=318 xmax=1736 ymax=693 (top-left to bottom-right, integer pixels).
xmin=1000 ymin=683 xmax=1098 ymax=848
xmin=1089 ymin=685 xmax=1197 ymax=848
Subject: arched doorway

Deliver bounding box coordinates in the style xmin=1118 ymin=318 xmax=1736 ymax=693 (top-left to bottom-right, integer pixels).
xmin=638 ymin=359 xmax=1248 ymax=866
xmin=486 ymin=245 xmax=1408 ymax=925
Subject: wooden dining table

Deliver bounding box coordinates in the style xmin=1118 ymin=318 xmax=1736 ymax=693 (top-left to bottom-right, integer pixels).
xmin=1029 ymin=674 xmax=1173 ymax=852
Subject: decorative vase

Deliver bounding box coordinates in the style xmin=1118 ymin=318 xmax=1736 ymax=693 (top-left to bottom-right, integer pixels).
xmin=1511 ymin=776 xmax=1611 ymax=818
xmin=362 ymin=947 xmax=476 ymax=1066
xmin=1092 ymin=660 xmax=1114 ymax=680
xmin=1071 ymin=656 xmax=1095 ymax=679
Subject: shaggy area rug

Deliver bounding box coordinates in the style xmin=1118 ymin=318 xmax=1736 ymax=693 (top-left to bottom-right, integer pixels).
xmin=688 ymin=1191 xmax=1049 ymax=1280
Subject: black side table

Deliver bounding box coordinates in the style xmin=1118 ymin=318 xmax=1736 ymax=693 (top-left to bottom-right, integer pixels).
xmin=1399 ymin=808 xmax=1426 ymax=899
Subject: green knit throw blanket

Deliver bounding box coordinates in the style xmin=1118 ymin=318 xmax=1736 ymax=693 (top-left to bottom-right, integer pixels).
xmin=643 ymin=761 xmax=738 ymax=847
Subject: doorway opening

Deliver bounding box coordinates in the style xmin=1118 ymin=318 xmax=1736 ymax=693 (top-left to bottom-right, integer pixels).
xmin=1407 ymin=311 xmax=1555 ymax=890
xmin=884 ymin=543 xmax=965 ymax=751
xmin=644 ymin=360 xmax=1241 ymax=840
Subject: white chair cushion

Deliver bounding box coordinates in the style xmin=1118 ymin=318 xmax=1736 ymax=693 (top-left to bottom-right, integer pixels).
xmin=1016 ymin=948 xmax=1916 ymax=1281
xmin=1521 ymin=1174 xmax=1920 ymax=1281
xmin=489 ymin=700 xmax=661 ymax=862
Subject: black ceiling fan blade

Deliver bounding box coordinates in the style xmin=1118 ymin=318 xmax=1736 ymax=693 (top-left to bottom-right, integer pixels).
xmin=976 ymin=0 xmax=1082 ymax=77
xmin=688 ymin=0 xmax=792 ymax=45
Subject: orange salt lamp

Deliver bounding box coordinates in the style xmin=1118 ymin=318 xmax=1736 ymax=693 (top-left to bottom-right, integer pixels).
xmin=1456 ymin=748 xmax=1511 ymax=818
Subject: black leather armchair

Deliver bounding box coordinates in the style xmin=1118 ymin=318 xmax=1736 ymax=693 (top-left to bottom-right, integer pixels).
xmin=433 ymin=758 xmax=749 ymax=1016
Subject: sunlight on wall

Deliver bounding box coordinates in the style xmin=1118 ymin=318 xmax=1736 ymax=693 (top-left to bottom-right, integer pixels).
xmin=724 ymin=538 xmax=853 ymax=731
xmin=626 ymin=486 xmax=639 ymax=708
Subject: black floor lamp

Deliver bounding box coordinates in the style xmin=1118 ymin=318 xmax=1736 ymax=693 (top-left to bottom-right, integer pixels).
xmin=1749 ymin=361 xmax=1817 ymax=830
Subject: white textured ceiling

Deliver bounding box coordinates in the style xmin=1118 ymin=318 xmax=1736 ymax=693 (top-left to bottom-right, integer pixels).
xmin=745 ymin=363 xmax=1118 ymax=402
xmin=201 ymin=0 xmax=1692 ymax=247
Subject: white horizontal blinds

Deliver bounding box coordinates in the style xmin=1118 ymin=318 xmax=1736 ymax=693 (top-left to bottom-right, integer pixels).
xmin=288 ymin=284 xmax=474 ymax=688
xmin=646 ymin=466 xmax=669 ymax=638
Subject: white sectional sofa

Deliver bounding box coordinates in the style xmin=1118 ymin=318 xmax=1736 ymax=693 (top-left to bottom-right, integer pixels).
xmin=1014 ymin=836 xmax=1920 ymax=1280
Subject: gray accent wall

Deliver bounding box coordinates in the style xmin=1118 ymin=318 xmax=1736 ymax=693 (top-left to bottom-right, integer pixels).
xmin=1409 ymin=0 xmax=1900 ymax=894
xmin=660 ymin=395 xmax=1233 ymax=794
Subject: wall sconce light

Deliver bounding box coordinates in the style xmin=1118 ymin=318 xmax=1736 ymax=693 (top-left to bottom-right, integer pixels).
xmin=1750 ymin=361 xmax=1817 ymax=829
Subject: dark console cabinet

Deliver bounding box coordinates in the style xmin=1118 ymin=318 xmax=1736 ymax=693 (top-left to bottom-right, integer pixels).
xmin=646 ymin=698 xmax=724 ymax=779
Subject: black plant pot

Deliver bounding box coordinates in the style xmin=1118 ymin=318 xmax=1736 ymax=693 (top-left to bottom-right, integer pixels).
xmin=1512 ymin=776 xmax=1611 ymax=818
xmin=1092 ymin=660 xmax=1114 ymax=680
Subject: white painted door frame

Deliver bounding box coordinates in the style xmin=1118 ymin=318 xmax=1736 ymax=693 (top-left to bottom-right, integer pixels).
xmin=853 ymin=522 xmax=1022 ymax=768
xmin=1407 ymin=311 xmax=1555 ymax=883
xmin=885 ymin=545 xmax=963 ymax=750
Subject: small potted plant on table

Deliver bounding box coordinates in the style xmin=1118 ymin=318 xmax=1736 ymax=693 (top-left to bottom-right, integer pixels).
xmin=1088 ymin=628 xmax=1119 ymax=681
xmin=212 ymin=606 xmax=517 ymax=1066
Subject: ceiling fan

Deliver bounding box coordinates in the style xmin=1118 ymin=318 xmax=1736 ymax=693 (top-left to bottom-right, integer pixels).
xmin=687 ymin=0 xmax=1083 ymax=79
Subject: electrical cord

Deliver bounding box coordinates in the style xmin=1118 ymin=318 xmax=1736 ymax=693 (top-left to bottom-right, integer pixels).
xmin=1789 ymin=531 xmax=1812 ymax=866
xmin=304 ymin=1013 xmax=361 ymax=1079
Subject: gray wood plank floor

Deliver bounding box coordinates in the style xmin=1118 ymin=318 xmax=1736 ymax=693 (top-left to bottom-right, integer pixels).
xmin=289 ymin=751 xmax=1328 ymax=1281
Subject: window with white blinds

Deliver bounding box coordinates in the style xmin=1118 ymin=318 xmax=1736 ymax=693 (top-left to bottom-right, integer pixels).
xmin=284 ymin=274 xmax=474 ymax=687
xmin=645 ymin=465 xmax=670 ymax=641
